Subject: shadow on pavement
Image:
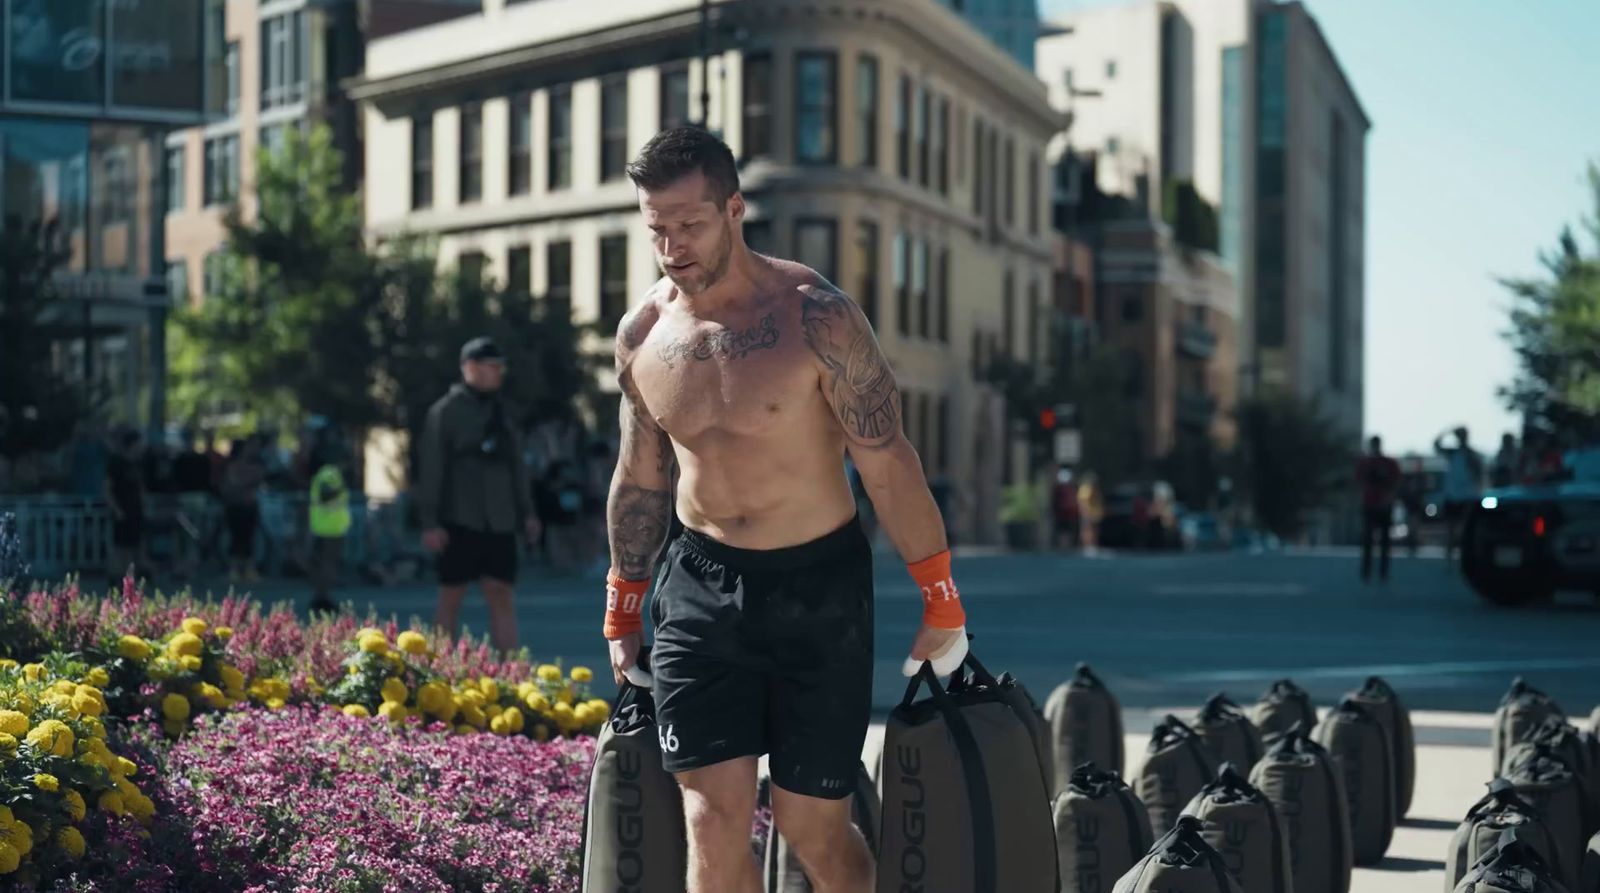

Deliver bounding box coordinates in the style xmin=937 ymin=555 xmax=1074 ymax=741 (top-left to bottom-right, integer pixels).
xmin=1399 ymin=817 xmax=1458 ymax=831
xmin=1371 ymin=856 xmax=1446 ymax=873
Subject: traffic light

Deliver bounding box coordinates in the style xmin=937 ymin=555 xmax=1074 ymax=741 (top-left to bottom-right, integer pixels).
xmin=1039 ymin=408 xmax=1057 ymax=431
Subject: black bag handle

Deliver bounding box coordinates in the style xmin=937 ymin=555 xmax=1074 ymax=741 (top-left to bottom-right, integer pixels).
xmin=1074 ymin=662 xmax=1105 ymax=688
xmin=1200 ymin=692 xmax=1244 ymax=721
xmin=1161 ymin=816 xmax=1236 ymax=890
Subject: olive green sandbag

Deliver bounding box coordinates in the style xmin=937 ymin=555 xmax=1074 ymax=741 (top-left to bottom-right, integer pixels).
xmin=581 ymin=674 xmax=687 ymax=893
xmin=1349 ymin=675 xmax=1417 ymax=819
xmin=1315 ymin=698 xmax=1397 ymax=866
xmin=1183 ymin=762 xmax=1292 ymax=893
xmin=1112 ymin=815 xmax=1243 ymax=893
xmin=1249 ymin=725 xmax=1353 ymax=893
xmin=1496 ymin=678 xmax=1565 ymax=777
xmin=1045 ymin=663 xmax=1126 ymax=789
xmin=1193 ymin=693 xmax=1264 ymax=775
xmin=1054 ymin=762 xmax=1153 ymax=893
xmin=1580 ymin=828 xmax=1599 ymax=893
xmin=1253 ymin=678 xmax=1317 ymax=753
xmin=1453 ymin=829 xmax=1572 ymax=893
xmin=765 ymin=762 xmax=878 ymax=892
xmin=1135 ymin=715 xmax=1221 ymax=839
xmin=1448 ymin=779 xmax=1569 ymax=892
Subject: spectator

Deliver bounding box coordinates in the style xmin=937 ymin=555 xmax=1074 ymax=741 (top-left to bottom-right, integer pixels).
xmin=221 ymin=437 xmax=266 ymax=583
xmin=1051 ymin=465 xmax=1078 ymax=550
xmin=105 ymin=428 xmax=145 ymax=583
xmin=307 ymin=433 xmax=350 ymax=615
xmin=1077 ymin=472 xmax=1104 ymax=554
xmin=1355 ymin=435 xmax=1402 ymax=583
xmin=1489 ymin=432 xmax=1520 ymax=489
xmin=417 ymin=337 xmax=540 ymax=654
xmin=1434 ymin=426 xmax=1484 ymax=566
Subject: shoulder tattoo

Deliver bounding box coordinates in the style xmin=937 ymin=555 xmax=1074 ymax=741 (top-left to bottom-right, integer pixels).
xmin=799 ymin=284 xmax=901 ymax=448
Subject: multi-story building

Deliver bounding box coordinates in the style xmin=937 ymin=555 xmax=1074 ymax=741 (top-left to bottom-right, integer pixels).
xmin=1 ymin=0 xmax=213 ymax=445
xmin=1037 ymin=0 xmax=1367 ymax=439
xmin=935 ymin=0 xmax=1042 ymax=69
xmin=163 ymin=0 xmax=477 ymax=308
xmin=350 ymin=0 xmax=1063 ymax=545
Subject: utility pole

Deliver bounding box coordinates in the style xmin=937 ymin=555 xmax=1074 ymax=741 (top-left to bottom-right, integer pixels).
xmin=698 ymin=0 xmax=712 ymax=127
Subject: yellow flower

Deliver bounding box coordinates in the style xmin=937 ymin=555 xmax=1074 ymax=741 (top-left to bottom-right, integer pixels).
xmin=0 ymin=710 xmax=26 ymax=737
xmin=265 ymin=697 xmax=286 ymax=711
xmin=0 ymin=842 xmax=16 ymax=875
xmin=85 ymin=667 xmax=110 ymax=688
xmin=71 ymin=691 xmax=104 ymax=717
xmin=586 ymin=699 xmax=611 ymax=719
xmin=458 ymin=688 xmax=486 ymax=709
xmin=167 ymin=632 xmax=204 ymax=659
xmin=125 ymin=792 xmax=156 ymax=822
xmin=0 ymin=659 xmax=13 ymax=669
xmin=181 ymin=617 xmax=208 ymax=637
xmin=82 ymin=717 xmax=106 ymax=739
xmin=23 ymin=663 xmax=45 ymax=682
xmin=32 ymin=773 xmax=58 ymax=792
xmin=179 ymin=655 xmax=203 ymax=673
xmin=5 ymin=819 xmax=30 ymax=856
xmin=219 ymin=665 xmax=245 ymax=695
xmin=379 ymin=701 xmax=407 ymax=725
xmin=114 ymin=776 xmax=140 ymax=803
xmin=502 ymin=706 xmax=525 ymax=733
xmin=116 ymin=756 xmax=138 ymax=778
xmin=396 ymin=631 xmax=428 ymax=655
xmin=358 ymin=632 xmax=389 ymax=655
xmin=525 ymin=692 xmax=550 ymax=713
xmin=162 ymin=718 xmax=187 ymax=738
xmin=515 ymin=681 xmax=535 ymax=700
xmin=556 ymin=686 xmax=575 ymax=706
xmin=417 ymin=682 xmax=453 ymax=719
xmin=62 ymin=790 xmax=86 ymax=822
xmin=552 ymin=702 xmax=576 ymax=724
xmin=117 ymin=635 xmax=152 ymax=661
xmin=570 ymin=666 xmax=594 ymax=683
xmin=56 ymin=826 xmax=86 ymax=860
xmin=215 ymin=625 xmax=233 ymax=640
xmin=0 ymin=733 xmax=16 ymax=757
xmin=454 ymin=724 xmax=475 ymax=735
xmin=478 ymin=677 xmax=500 ymax=703
xmin=195 ymin=682 xmax=227 ymax=710
xmin=342 ymin=704 xmax=370 ymax=718
xmin=26 ymin=720 xmax=75 ymax=757
xmin=461 ymin=704 xmax=486 ymax=729
xmin=573 ymin=704 xmax=595 ymax=727
xmin=97 ymin=791 xmax=126 ymax=816
xmin=380 ymin=678 xmax=409 ymax=705
xmin=161 ymin=693 xmax=191 ymax=722
xmin=357 ymin=626 xmax=383 ymax=639
xmin=489 ymin=714 xmax=510 ymax=736
xmin=536 ymin=664 xmax=562 ymax=682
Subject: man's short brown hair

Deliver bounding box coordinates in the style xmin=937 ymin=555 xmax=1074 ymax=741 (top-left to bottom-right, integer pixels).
xmin=625 ymin=126 xmax=741 ymax=208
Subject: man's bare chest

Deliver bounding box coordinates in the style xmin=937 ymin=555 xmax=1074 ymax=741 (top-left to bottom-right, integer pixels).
xmin=633 ymin=310 xmax=819 ymax=439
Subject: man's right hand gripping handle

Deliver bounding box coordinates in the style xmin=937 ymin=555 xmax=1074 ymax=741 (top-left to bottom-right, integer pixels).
xmin=605 ymin=571 xmax=653 ymax=689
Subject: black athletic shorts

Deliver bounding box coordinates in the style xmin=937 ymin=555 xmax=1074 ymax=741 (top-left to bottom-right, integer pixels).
xmin=650 ymin=517 xmax=874 ymax=800
xmin=438 ymin=523 xmax=517 ymax=585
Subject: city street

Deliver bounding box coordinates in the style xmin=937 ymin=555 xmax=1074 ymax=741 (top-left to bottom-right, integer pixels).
xmin=242 ymin=547 xmax=1600 ymax=721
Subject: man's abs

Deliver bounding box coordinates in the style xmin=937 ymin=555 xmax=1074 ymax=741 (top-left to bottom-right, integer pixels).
xmin=673 ymin=434 xmax=858 ymax=550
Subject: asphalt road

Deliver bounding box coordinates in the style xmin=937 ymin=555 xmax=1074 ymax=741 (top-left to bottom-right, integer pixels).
xmin=234 ymin=546 xmax=1600 ymax=722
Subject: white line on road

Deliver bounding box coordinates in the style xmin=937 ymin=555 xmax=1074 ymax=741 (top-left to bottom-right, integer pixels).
xmin=1150 ymin=582 xmax=1310 ymax=596
xmin=1163 ymin=656 xmax=1600 ymax=683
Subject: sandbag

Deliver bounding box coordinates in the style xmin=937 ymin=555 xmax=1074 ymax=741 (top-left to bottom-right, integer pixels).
xmin=581 ymin=662 xmax=687 ymax=893
xmin=1350 ymin=675 xmax=1417 ymax=818
xmin=1581 ymin=828 xmax=1598 ymax=893
xmin=1249 ymin=725 xmax=1353 ymax=893
xmin=1253 ymin=678 xmax=1318 ymax=752
xmin=1193 ymin=693 xmax=1264 ymax=774
xmin=877 ymin=657 xmax=1057 ymax=893
xmin=1045 ymin=663 xmax=1126 ymax=788
xmin=1315 ymin=697 xmax=1397 ymax=865
xmin=1521 ymin=717 xmax=1600 ymax=837
xmin=765 ymin=762 xmax=878 ymax=892
xmin=1505 ymin=743 xmax=1589 ymax=893
xmin=1135 ymin=715 xmax=1221 ymax=839
xmin=1497 ymin=678 xmax=1566 ymax=776
xmin=1054 ymin=762 xmax=1154 ymax=893
xmin=1448 ymin=779 xmax=1569 ymax=892
xmin=1454 ymin=830 xmax=1572 ymax=893
xmin=950 ymin=654 xmax=1054 ymax=796
xmin=1113 ymin=814 xmax=1244 ymax=893
xmin=1183 ymin=763 xmax=1293 ymax=893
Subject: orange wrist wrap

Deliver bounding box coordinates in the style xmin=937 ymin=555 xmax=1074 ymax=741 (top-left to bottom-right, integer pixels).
xmin=907 ymin=550 xmax=965 ymax=629
xmin=603 ymin=571 xmax=649 ymax=640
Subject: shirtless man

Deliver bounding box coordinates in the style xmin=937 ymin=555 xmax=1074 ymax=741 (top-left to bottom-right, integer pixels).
xmin=602 ymin=127 xmax=970 ymax=893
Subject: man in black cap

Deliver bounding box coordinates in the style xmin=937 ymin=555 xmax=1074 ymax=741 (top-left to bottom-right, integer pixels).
xmin=416 ymin=336 xmax=540 ymax=653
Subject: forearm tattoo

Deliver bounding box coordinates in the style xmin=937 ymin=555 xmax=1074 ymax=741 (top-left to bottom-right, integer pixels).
xmin=800 ymin=284 xmax=901 ymax=448
xmin=609 ymin=484 xmax=672 ymax=579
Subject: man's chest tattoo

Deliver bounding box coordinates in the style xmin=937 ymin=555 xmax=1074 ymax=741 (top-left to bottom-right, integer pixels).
xmin=657 ymin=314 xmax=781 ymax=368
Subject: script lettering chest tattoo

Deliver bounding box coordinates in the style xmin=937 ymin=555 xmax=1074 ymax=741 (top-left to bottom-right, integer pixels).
xmin=657 ymin=314 xmax=781 ymax=368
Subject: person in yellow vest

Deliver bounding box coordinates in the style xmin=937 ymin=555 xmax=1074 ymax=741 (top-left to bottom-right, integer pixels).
xmin=307 ymin=450 xmax=351 ymax=615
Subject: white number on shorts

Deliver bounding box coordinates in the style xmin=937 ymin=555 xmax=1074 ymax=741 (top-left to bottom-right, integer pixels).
xmin=658 ymin=724 xmax=680 ymax=753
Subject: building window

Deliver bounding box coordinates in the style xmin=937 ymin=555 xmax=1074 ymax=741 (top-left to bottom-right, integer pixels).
xmin=1122 ymin=294 xmax=1143 ymax=321
xmin=102 ymin=149 xmax=132 ymax=223
xmin=601 ymin=77 xmax=629 ymax=181
xmin=660 ymin=65 xmax=691 ymax=130
xmin=856 ymin=55 xmax=878 ymax=167
xmin=507 ymin=245 xmax=531 ymax=297
xmin=203 ymin=251 xmax=225 ymax=298
xmin=1027 ymin=280 xmax=1040 ymax=363
xmin=549 ymin=86 xmax=572 ymax=190
xmin=937 ymin=248 xmax=949 ymax=342
xmin=459 ymin=102 xmax=483 ymax=203
xmin=546 ymin=239 xmax=572 ymax=319
xmin=1106 ymin=59 xmax=1118 ymax=79
xmin=166 ymin=260 xmax=189 ymax=306
xmin=599 ymin=234 xmax=629 ymax=331
xmin=1106 ymin=135 xmax=1120 ymax=156
xmin=1003 ymin=136 xmax=1015 ymax=226
xmin=203 ymin=135 xmax=238 ymax=206
xmin=205 ymin=2 xmax=227 ymax=115
xmin=458 ymin=251 xmax=487 ymax=288
xmin=261 ymin=11 xmax=306 ymax=110
xmin=896 ymin=74 xmax=911 ymax=180
xmin=795 ymin=218 xmax=838 ymax=283
xmin=934 ymin=97 xmax=949 ymax=195
xmin=509 ymin=94 xmax=532 ymax=196
xmin=1002 ymin=272 xmax=1014 ymax=357
xmin=914 ymin=86 xmax=929 ymax=187
xmin=165 ymin=146 xmax=185 ymax=215
xmin=260 ymin=123 xmax=291 ymax=157
xmin=411 ymin=115 xmax=434 ymax=209
xmin=893 ymin=231 xmax=909 ymax=336
xmin=1027 ymin=151 xmax=1040 ymax=235
xmin=742 ymin=54 xmax=772 ymax=160
xmin=912 ymin=239 xmax=929 ymax=338
xmin=856 ymin=220 xmax=879 ymax=327
xmin=224 ymin=41 xmax=240 ymax=116
xmin=795 ymin=52 xmax=838 ymax=165
xmin=972 ymin=119 xmax=985 ymax=214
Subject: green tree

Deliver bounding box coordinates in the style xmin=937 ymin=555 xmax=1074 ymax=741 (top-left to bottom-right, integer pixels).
xmin=1231 ymin=390 xmax=1350 ymax=539
xmin=986 ymin=342 xmax=1144 ymax=485
xmin=1162 ymin=179 xmax=1220 ymax=254
xmin=1500 ymin=162 xmax=1600 ymax=444
xmin=0 ymin=219 xmax=86 ymax=460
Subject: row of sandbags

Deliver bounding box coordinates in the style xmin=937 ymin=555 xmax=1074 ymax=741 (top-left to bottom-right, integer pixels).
xmin=1444 ymin=678 xmax=1600 ymax=893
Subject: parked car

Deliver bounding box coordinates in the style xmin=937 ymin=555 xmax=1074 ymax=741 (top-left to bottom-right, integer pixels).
xmin=1099 ymin=481 xmax=1179 ymax=549
xmin=1462 ymin=479 xmax=1600 ymax=606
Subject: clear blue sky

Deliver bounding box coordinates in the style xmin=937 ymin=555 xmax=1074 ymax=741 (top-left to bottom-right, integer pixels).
xmin=1038 ymin=0 xmax=1600 ymax=454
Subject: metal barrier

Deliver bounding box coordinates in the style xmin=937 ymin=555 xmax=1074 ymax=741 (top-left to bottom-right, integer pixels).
xmin=0 ymin=497 xmax=111 ymax=578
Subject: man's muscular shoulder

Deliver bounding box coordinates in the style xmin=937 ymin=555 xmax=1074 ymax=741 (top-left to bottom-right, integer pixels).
xmin=615 ymin=279 xmax=674 ymax=363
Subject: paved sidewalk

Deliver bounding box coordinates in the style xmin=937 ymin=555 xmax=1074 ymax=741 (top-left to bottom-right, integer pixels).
xmin=860 ymin=709 xmax=1493 ymax=893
